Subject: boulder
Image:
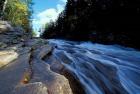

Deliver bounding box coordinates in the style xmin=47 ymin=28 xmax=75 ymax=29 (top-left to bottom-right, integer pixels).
xmin=45 ymin=54 xmax=86 ymax=94
xmin=31 ymin=45 xmax=73 ymax=94
xmin=32 ymin=60 xmax=73 ymax=94
xmin=33 ymin=45 xmax=53 ymax=59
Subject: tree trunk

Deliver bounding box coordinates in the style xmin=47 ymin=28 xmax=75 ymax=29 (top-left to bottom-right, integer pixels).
xmin=0 ymin=0 xmax=7 ymax=20
xmin=2 ymin=0 xmax=7 ymax=13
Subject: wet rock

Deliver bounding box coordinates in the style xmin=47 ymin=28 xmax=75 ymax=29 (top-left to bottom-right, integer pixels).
xmin=25 ymin=38 xmax=48 ymax=49
xmin=13 ymin=82 xmax=48 ymax=94
xmin=45 ymin=55 xmax=65 ymax=73
xmin=31 ymin=45 xmax=73 ymax=94
xmin=33 ymin=45 xmax=53 ymax=59
xmin=0 ymin=34 xmax=73 ymax=94
xmin=45 ymin=55 xmax=85 ymax=94
xmin=61 ymin=69 xmax=86 ymax=94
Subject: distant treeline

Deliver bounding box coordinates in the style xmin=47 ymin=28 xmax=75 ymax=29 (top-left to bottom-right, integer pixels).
xmin=41 ymin=0 xmax=140 ymax=49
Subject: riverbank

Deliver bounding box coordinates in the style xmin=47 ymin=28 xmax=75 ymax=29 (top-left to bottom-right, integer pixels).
xmin=0 ymin=21 xmax=73 ymax=94
xmin=0 ymin=38 xmax=74 ymax=94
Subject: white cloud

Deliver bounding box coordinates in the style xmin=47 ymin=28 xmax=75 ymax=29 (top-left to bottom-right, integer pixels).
xmin=37 ymin=8 xmax=58 ymax=25
xmin=57 ymin=4 xmax=64 ymax=14
xmin=34 ymin=4 xmax=65 ymax=26
xmin=60 ymin=0 xmax=67 ymax=3
xmin=38 ymin=9 xmax=57 ymax=18
xmin=32 ymin=0 xmax=67 ymax=32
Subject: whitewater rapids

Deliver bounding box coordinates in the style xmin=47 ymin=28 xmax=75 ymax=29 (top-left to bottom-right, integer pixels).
xmin=48 ymin=39 xmax=140 ymax=94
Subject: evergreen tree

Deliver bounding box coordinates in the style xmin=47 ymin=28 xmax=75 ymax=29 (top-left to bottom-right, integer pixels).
xmin=42 ymin=0 xmax=140 ymax=49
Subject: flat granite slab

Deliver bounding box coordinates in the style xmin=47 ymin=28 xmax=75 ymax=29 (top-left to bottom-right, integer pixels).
xmin=0 ymin=39 xmax=73 ymax=94
xmin=0 ymin=50 xmax=18 ymax=68
xmin=0 ymin=53 xmax=30 ymax=94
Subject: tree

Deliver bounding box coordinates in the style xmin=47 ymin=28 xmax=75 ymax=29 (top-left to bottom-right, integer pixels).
xmin=0 ymin=0 xmax=7 ymax=19
xmin=1 ymin=0 xmax=33 ymax=31
xmin=42 ymin=0 xmax=140 ymax=49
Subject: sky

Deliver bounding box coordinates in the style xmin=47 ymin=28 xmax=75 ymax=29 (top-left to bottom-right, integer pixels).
xmin=32 ymin=0 xmax=67 ymax=35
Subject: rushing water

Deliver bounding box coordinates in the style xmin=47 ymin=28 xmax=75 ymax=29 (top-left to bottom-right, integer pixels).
xmin=48 ymin=39 xmax=140 ymax=94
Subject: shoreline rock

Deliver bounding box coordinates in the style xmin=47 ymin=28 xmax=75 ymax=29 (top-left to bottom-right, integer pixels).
xmin=0 ymin=50 xmax=18 ymax=68
xmin=12 ymin=82 xmax=48 ymax=94
xmin=0 ymin=21 xmax=74 ymax=94
xmin=0 ymin=38 xmax=73 ymax=94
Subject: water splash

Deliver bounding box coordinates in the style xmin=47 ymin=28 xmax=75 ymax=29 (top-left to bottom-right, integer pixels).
xmin=48 ymin=39 xmax=140 ymax=94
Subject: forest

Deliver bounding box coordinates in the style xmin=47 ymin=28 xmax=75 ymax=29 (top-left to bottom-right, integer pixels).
xmin=41 ymin=0 xmax=140 ymax=49
xmin=0 ymin=0 xmax=33 ymax=31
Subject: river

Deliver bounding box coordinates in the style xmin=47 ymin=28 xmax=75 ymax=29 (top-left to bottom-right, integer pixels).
xmin=48 ymin=39 xmax=140 ymax=94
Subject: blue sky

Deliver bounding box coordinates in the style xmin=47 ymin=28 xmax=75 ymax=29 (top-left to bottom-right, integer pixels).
xmin=32 ymin=0 xmax=67 ymax=34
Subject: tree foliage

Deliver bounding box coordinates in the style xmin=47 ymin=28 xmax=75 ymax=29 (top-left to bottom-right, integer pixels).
xmin=41 ymin=0 xmax=140 ymax=49
xmin=0 ymin=0 xmax=33 ymax=31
